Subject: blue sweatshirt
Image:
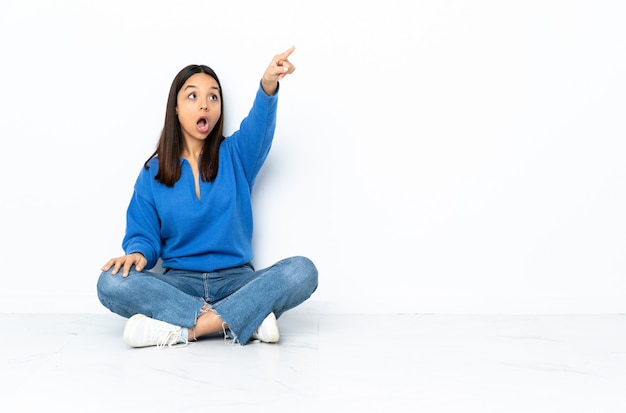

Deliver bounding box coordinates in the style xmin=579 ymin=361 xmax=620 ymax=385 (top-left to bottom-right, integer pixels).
xmin=122 ymin=83 xmax=278 ymax=272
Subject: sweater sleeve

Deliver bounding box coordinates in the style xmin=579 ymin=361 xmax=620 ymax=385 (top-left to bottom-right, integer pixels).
xmin=122 ymin=168 xmax=162 ymax=270
xmin=228 ymin=81 xmax=279 ymax=186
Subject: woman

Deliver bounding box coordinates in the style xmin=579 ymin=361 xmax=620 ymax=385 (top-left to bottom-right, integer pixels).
xmin=97 ymin=46 xmax=318 ymax=348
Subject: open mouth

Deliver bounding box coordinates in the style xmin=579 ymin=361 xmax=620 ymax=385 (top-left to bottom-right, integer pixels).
xmin=196 ymin=116 xmax=210 ymax=133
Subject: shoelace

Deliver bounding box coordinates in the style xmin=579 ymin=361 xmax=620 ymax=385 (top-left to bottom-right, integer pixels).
xmin=153 ymin=328 xmax=188 ymax=349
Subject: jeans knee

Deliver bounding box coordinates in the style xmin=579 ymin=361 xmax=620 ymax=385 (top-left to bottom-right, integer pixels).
xmin=96 ymin=270 xmax=115 ymax=305
xmin=289 ymin=256 xmax=318 ymax=292
xmin=96 ymin=269 xmax=129 ymax=307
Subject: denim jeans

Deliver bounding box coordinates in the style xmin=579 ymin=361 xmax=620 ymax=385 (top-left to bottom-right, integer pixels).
xmin=97 ymin=256 xmax=318 ymax=345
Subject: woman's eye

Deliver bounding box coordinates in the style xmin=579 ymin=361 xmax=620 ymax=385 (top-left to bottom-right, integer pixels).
xmin=210 ymin=94 xmax=218 ymax=101
xmin=188 ymin=93 xmax=196 ymax=99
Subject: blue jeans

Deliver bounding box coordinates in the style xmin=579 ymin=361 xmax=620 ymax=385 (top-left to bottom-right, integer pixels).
xmin=97 ymin=256 xmax=318 ymax=345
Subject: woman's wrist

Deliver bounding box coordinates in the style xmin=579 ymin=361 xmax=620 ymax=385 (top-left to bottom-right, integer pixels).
xmin=261 ymin=79 xmax=278 ymax=96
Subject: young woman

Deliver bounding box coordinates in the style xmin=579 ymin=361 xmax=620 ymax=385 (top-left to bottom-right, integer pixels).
xmin=97 ymin=47 xmax=318 ymax=348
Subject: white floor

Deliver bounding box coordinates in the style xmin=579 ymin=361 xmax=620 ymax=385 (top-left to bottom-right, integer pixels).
xmin=2 ymin=312 xmax=626 ymax=412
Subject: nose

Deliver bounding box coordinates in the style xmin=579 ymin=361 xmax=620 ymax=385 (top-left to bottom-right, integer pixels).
xmin=200 ymin=102 xmax=208 ymax=111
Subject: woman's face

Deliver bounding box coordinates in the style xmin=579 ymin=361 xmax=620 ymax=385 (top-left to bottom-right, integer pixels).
xmin=176 ymin=73 xmax=222 ymax=143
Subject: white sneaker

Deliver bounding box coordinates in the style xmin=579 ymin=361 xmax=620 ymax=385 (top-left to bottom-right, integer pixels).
xmin=251 ymin=312 xmax=280 ymax=343
xmin=123 ymin=314 xmax=188 ymax=348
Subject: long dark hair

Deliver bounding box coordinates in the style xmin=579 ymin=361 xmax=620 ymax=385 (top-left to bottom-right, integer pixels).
xmin=144 ymin=64 xmax=225 ymax=186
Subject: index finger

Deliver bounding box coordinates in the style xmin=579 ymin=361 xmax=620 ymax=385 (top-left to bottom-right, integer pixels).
xmin=277 ymin=46 xmax=295 ymax=61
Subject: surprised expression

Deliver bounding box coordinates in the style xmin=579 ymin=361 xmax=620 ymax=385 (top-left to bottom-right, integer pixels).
xmin=176 ymin=73 xmax=221 ymax=142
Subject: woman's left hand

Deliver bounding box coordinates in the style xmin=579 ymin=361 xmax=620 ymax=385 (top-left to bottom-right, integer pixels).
xmin=261 ymin=46 xmax=296 ymax=95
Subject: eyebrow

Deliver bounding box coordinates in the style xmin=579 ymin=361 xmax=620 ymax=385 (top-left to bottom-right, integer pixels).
xmin=184 ymin=85 xmax=220 ymax=91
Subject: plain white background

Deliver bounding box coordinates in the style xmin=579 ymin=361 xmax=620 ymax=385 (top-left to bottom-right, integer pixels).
xmin=0 ymin=0 xmax=624 ymax=314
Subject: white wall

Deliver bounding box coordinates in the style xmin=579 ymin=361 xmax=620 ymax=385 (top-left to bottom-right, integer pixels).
xmin=1 ymin=0 xmax=624 ymax=314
